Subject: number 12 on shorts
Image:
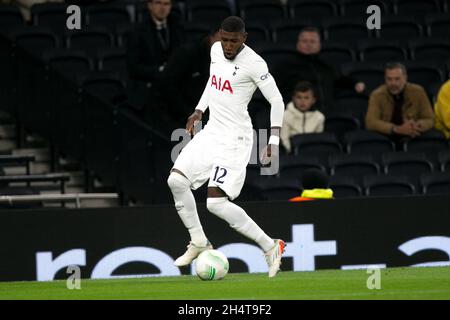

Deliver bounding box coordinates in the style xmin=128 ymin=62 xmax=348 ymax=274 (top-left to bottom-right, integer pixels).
xmin=213 ymin=166 xmax=227 ymax=184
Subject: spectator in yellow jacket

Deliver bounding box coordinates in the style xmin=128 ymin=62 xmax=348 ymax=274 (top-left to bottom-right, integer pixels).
xmin=434 ymin=79 xmax=450 ymax=139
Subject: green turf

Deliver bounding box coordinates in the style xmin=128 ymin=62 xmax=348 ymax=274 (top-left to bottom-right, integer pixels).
xmin=1 ymin=267 xmax=449 ymax=300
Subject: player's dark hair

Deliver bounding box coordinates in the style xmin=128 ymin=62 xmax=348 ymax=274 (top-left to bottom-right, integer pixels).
xmin=221 ymin=16 xmax=246 ymax=33
xmin=301 ymin=168 xmax=329 ymax=190
xmin=293 ymin=81 xmax=316 ymax=97
xmin=385 ymin=62 xmax=407 ymax=76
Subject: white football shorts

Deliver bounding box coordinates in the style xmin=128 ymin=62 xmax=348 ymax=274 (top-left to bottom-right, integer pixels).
xmin=172 ymin=128 xmax=253 ymax=200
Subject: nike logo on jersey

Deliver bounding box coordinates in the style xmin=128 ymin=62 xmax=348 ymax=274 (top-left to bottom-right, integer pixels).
xmin=211 ymin=75 xmax=233 ymax=94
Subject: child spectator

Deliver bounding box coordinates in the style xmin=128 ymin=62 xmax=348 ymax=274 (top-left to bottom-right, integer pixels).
xmin=280 ymin=81 xmax=325 ymax=153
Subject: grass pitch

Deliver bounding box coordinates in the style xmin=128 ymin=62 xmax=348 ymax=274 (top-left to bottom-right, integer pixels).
xmin=1 ymin=266 xmax=449 ymax=300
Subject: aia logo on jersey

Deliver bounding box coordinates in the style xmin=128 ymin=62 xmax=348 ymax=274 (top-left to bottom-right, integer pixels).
xmin=211 ymin=75 xmax=233 ymax=94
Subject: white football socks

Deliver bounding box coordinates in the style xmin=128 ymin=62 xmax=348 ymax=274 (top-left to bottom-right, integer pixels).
xmin=167 ymin=173 xmax=208 ymax=247
xmin=206 ymin=197 xmax=274 ymax=252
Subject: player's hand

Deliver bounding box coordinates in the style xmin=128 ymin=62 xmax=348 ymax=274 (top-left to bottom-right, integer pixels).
xmin=259 ymin=144 xmax=277 ymax=166
xmin=186 ymin=110 xmax=203 ymax=136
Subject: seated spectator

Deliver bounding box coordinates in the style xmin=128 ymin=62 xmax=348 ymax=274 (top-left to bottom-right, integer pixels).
xmin=127 ymin=0 xmax=184 ymax=131
xmin=273 ymin=27 xmax=365 ymax=113
xmin=158 ymin=28 xmax=221 ymax=128
xmin=434 ymin=79 xmax=450 ymax=139
xmin=365 ymin=62 xmax=434 ymax=144
xmin=280 ymin=81 xmax=325 ymax=154
xmin=289 ymin=168 xmax=334 ymax=202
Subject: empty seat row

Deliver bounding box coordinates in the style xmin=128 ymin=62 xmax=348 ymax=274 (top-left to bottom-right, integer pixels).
xmin=247 ymin=171 xmax=450 ymax=200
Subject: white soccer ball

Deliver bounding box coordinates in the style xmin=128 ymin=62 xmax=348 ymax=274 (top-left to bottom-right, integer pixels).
xmin=195 ymin=249 xmax=229 ymax=281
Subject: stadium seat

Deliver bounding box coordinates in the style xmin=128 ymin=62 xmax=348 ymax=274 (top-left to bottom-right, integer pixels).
xmin=420 ymin=172 xmax=450 ymax=194
xmin=115 ymin=23 xmax=134 ymax=48
xmin=403 ymin=130 xmax=449 ymax=165
xmin=279 ymin=155 xmax=327 ymax=181
xmin=248 ymin=175 xmax=300 ymax=201
xmin=323 ymin=18 xmax=373 ymax=41
xmin=382 ymin=152 xmax=434 ymax=187
xmin=344 ymin=130 xmax=395 ymax=160
xmin=339 ymin=0 xmax=392 ymax=16
xmin=9 ymin=26 xmax=60 ymax=54
xmin=30 ymin=3 xmax=70 ymax=33
xmin=438 ymin=149 xmax=450 ymax=172
xmin=403 ymin=61 xmax=445 ymax=92
xmin=0 ymin=5 xmax=25 ymax=31
xmin=363 ymin=174 xmax=416 ymax=196
xmin=329 ymin=154 xmax=380 ymax=181
xmin=357 ymin=40 xmax=408 ymax=62
xmin=239 ymin=0 xmax=287 ymax=23
xmin=186 ymin=0 xmax=232 ymax=23
xmin=409 ymin=38 xmax=450 ymax=63
xmin=340 ymin=62 xmax=384 ymax=94
xmin=77 ymin=71 xmax=126 ymax=104
xmin=96 ymin=47 xmax=127 ymax=78
xmin=270 ymin=19 xmax=314 ymax=44
xmin=42 ymin=49 xmax=94 ymax=79
xmin=290 ymin=132 xmax=343 ymax=164
xmin=253 ymin=43 xmax=297 ymax=70
xmin=320 ymin=42 xmax=357 ymax=66
xmin=324 ymin=114 xmax=361 ymax=138
xmin=329 ymin=175 xmax=363 ymax=198
xmin=66 ymin=27 xmax=115 ymax=56
xmin=183 ymin=22 xmax=211 ymax=43
xmin=245 ymin=22 xmax=271 ymax=45
xmin=375 ymin=17 xmax=424 ymax=40
xmin=86 ymin=4 xmax=134 ymax=27
xmin=288 ymin=0 xmax=338 ymax=19
xmin=334 ymin=96 xmax=368 ymax=125
xmin=425 ymin=14 xmax=450 ymax=37
xmin=394 ymin=0 xmax=442 ymax=15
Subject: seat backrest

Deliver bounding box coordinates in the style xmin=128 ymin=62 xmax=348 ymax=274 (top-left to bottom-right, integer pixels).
xmin=289 ymin=0 xmax=338 ymax=19
xmin=420 ymin=172 xmax=450 ymax=195
xmin=363 ymin=174 xmax=416 ymax=196
xmin=394 ymin=0 xmax=441 ymax=15
xmin=240 ymin=0 xmax=287 ymax=22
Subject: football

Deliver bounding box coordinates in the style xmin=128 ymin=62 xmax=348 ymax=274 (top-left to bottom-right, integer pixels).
xmin=195 ymin=249 xmax=229 ymax=281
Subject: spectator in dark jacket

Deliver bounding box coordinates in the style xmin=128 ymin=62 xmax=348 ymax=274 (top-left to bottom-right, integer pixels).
xmin=273 ymin=27 xmax=365 ymax=113
xmin=127 ymin=0 xmax=184 ymax=128
xmin=158 ymin=28 xmax=221 ymax=127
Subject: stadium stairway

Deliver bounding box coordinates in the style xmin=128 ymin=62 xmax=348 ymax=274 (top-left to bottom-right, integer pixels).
xmin=0 ymin=109 xmax=118 ymax=208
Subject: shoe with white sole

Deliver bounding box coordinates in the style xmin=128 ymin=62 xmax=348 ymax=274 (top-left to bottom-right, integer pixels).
xmin=174 ymin=241 xmax=213 ymax=267
xmin=264 ymin=239 xmax=286 ymax=277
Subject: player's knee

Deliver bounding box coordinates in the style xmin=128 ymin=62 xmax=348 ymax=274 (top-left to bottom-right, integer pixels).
xmin=206 ymin=197 xmax=228 ymax=214
xmin=167 ymin=172 xmax=190 ymax=193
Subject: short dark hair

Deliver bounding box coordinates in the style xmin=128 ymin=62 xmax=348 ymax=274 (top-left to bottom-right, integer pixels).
xmin=301 ymin=168 xmax=329 ymax=190
xmin=293 ymin=81 xmax=316 ymax=97
xmin=299 ymin=26 xmax=321 ymax=37
xmin=221 ymin=16 xmax=246 ymax=33
xmin=385 ymin=62 xmax=407 ymax=75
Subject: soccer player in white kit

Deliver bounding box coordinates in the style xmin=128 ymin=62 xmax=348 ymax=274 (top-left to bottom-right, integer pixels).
xmin=167 ymin=16 xmax=286 ymax=277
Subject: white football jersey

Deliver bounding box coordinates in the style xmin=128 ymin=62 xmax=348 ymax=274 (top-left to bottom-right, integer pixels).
xmin=196 ymin=41 xmax=277 ymax=139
